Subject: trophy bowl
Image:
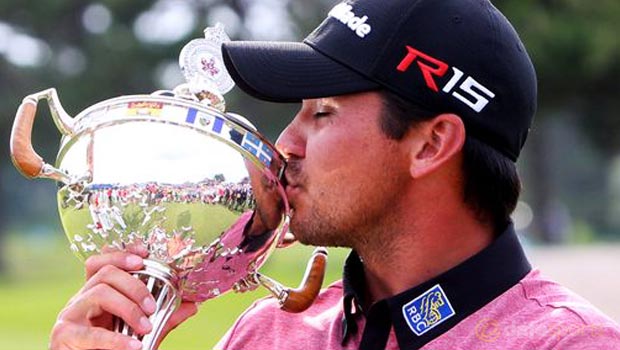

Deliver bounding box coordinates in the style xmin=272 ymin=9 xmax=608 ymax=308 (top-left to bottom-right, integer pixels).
xmin=9 ymin=25 xmax=327 ymax=350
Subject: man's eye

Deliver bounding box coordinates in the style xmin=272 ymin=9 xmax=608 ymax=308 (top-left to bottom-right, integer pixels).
xmin=314 ymin=111 xmax=331 ymax=118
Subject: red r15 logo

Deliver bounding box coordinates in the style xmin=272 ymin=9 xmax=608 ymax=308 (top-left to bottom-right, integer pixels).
xmin=396 ymin=46 xmax=495 ymax=113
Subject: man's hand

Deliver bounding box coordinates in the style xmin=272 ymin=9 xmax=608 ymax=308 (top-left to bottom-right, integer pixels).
xmin=49 ymin=251 xmax=198 ymax=350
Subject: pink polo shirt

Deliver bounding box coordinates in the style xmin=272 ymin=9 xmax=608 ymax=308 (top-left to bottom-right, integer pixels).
xmin=216 ymin=269 xmax=620 ymax=349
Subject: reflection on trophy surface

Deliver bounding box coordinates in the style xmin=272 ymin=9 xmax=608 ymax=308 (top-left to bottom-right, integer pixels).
xmin=10 ymin=24 xmax=327 ymax=350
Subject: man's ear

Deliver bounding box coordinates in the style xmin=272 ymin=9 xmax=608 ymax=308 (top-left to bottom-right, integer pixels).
xmin=407 ymin=113 xmax=465 ymax=179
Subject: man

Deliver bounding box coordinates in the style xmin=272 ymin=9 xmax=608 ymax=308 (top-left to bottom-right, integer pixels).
xmin=50 ymin=0 xmax=620 ymax=349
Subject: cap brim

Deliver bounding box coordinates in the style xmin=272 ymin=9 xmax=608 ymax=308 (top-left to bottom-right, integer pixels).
xmin=221 ymin=41 xmax=379 ymax=103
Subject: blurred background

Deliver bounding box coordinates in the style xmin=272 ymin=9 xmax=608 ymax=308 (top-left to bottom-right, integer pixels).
xmin=0 ymin=0 xmax=619 ymax=349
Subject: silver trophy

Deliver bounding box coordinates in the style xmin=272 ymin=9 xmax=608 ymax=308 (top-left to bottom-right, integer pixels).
xmin=10 ymin=24 xmax=327 ymax=350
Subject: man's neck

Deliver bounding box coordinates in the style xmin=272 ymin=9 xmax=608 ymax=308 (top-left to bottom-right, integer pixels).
xmin=355 ymin=208 xmax=495 ymax=308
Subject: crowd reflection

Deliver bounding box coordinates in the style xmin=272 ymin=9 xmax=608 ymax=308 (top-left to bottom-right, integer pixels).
xmin=79 ymin=177 xmax=255 ymax=213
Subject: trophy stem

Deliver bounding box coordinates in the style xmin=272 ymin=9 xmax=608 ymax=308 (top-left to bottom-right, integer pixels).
xmin=114 ymin=259 xmax=181 ymax=350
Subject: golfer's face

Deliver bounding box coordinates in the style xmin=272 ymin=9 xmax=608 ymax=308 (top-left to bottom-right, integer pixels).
xmin=275 ymin=92 xmax=411 ymax=248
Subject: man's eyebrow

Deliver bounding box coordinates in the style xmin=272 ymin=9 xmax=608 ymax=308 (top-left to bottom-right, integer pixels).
xmin=317 ymin=97 xmax=338 ymax=108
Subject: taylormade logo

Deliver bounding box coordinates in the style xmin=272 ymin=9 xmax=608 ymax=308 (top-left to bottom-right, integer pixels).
xmin=328 ymin=3 xmax=372 ymax=38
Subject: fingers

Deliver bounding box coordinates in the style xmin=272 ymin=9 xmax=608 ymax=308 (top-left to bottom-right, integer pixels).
xmin=51 ymin=251 xmax=160 ymax=350
xmin=62 ymin=283 xmax=153 ymax=335
xmin=50 ymin=321 xmax=143 ymax=350
xmin=82 ymin=264 xmax=156 ymax=316
xmin=84 ymin=252 xmax=144 ymax=280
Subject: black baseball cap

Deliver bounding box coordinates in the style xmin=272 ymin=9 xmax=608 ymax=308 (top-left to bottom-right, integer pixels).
xmin=222 ymin=0 xmax=537 ymax=161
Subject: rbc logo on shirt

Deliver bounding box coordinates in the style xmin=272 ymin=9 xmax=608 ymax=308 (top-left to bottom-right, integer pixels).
xmin=402 ymin=284 xmax=456 ymax=336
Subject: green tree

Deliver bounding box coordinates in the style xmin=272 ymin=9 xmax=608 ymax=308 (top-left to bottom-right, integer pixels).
xmin=495 ymin=0 xmax=620 ymax=242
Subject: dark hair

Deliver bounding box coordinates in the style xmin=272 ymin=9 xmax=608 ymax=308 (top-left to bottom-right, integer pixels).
xmin=379 ymin=90 xmax=520 ymax=231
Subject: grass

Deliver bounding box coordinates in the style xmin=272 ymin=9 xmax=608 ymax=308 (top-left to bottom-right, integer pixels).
xmin=0 ymin=231 xmax=350 ymax=350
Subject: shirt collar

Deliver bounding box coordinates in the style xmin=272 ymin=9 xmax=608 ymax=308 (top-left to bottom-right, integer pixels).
xmin=341 ymin=223 xmax=531 ymax=350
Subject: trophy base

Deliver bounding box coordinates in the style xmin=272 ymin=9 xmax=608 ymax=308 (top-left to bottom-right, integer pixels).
xmin=114 ymin=259 xmax=181 ymax=350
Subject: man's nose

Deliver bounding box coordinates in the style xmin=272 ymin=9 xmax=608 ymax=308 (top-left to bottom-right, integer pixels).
xmin=276 ymin=122 xmax=305 ymax=159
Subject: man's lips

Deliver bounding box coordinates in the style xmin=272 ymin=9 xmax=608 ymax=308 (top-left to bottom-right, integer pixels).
xmin=284 ymin=175 xmax=302 ymax=198
xmin=283 ymin=160 xmax=304 ymax=199
xmin=285 ymin=182 xmax=302 ymax=195
xmin=283 ymin=172 xmax=301 ymax=189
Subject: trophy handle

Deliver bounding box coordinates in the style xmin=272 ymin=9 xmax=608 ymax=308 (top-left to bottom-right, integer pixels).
xmin=10 ymin=88 xmax=75 ymax=182
xmin=255 ymin=247 xmax=328 ymax=313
